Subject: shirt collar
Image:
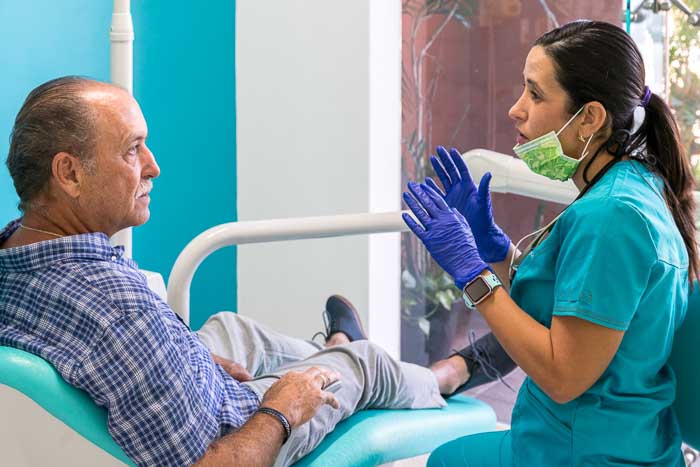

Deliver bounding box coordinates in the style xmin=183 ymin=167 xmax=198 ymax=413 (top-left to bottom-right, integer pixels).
xmin=0 ymin=218 xmax=131 ymax=272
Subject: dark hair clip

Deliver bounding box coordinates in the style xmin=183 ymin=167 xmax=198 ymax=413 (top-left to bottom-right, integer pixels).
xmin=605 ymin=129 xmax=631 ymax=158
xmin=629 ymin=148 xmax=646 ymax=161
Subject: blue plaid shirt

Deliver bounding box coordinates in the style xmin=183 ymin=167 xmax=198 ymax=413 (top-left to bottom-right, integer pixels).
xmin=0 ymin=219 xmax=260 ymax=466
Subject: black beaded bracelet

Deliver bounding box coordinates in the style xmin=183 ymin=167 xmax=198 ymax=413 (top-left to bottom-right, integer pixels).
xmin=257 ymin=407 xmax=291 ymax=444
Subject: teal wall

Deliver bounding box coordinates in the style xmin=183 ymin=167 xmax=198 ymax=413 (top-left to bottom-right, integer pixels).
xmin=0 ymin=1 xmax=237 ymax=329
xmin=131 ymin=2 xmax=238 ymax=330
xmin=0 ymin=1 xmax=111 ymax=223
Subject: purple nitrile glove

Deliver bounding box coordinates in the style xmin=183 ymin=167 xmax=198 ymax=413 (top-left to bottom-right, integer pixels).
xmin=402 ymin=181 xmax=489 ymax=290
xmin=425 ymin=146 xmax=511 ymax=263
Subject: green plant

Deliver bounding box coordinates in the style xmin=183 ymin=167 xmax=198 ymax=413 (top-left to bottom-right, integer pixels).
xmin=668 ymin=0 xmax=700 ymax=179
xmin=401 ymin=267 xmax=460 ymax=318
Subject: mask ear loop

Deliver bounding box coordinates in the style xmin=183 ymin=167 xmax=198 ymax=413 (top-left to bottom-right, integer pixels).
xmin=580 ymin=132 xmax=595 ymax=160
xmin=555 ymin=105 xmax=586 ymax=137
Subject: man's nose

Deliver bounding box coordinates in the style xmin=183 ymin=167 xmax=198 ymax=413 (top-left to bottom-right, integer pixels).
xmin=141 ymin=145 xmax=160 ymax=179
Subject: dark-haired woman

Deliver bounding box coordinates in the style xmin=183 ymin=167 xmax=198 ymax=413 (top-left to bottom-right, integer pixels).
xmin=404 ymin=20 xmax=697 ymax=466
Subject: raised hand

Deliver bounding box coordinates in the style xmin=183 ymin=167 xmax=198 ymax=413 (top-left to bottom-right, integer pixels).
xmin=402 ymin=181 xmax=489 ymax=289
xmin=426 ymin=146 xmax=511 ymax=263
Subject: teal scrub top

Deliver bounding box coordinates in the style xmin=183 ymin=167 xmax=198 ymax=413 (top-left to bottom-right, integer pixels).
xmin=509 ymin=160 xmax=688 ymax=466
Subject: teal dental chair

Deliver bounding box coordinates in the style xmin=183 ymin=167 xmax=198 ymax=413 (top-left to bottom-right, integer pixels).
xmin=0 ymin=347 xmax=495 ymax=467
xmin=0 ymin=215 xmax=498 ymax=465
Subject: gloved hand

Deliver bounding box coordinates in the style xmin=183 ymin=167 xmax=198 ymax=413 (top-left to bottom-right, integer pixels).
xmin=402 ymin=181 xmax=489 ymax=290
xmin=425 ymin=146 xmax=511 ymax=263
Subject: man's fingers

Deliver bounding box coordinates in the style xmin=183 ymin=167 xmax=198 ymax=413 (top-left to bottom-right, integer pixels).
xmin=230 ymin=365 xmax=253 ymax=382
xmin=211 ymin=354 xmax=253 ymax=382
xmin=303 ymin=367 xmax=339 ymax=389
xmin=318 ymin=368 xmax=340 ymax=388
xmin=323 ymin=392 xmax=340 ymax=410
xmin=211 ymin=353 xmax=226 ymax=365
xmin=303 ymin=366 xmax=324 ymax=383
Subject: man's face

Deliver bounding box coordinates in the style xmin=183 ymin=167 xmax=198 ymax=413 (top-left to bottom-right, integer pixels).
xmin=77 ymin=87 xmax=160 ymax=236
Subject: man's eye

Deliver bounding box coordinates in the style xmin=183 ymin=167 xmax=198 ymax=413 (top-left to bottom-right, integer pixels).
xmin=128 ymin=146 xmax=139 ymax=155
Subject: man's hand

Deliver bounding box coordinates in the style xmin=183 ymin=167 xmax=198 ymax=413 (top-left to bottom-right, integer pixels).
xmin=261 ymin=367 xmax=340 ymax=428
xmin=211 ymin=354 xmax=253 ymax=382
xmin=195 ymin=366 xmax=341 ymax=466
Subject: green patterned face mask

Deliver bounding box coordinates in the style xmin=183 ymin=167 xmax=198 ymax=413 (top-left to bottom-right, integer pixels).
xmin=513 ymin=106 xmax=594 ymax=182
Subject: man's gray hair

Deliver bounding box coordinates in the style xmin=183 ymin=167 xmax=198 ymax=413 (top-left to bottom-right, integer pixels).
xmin=7 ymin=76 xmax=100 ymax=212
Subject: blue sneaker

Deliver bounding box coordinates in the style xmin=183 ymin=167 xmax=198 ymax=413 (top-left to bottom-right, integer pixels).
xmin=321 ymin=295 xmax=367 ymax=342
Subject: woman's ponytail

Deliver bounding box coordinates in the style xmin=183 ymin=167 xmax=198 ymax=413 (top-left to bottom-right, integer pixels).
xmin=642 ymin=93 xmax=698 ymax=285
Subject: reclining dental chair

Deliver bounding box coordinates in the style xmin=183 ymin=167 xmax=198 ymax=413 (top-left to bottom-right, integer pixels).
xmin=0 ymin=211 xmax=497 ymax=467
xmin=0 ymin=344 xmax=495 ymax=466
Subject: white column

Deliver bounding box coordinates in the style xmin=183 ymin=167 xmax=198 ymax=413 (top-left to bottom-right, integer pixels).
xmin=110 ymin=0 xmax=134 ymax=256
xmin=236 ymin=0 xmax=402 ymax=357
xmin=368 ymin=0 xmax=402 ymax=358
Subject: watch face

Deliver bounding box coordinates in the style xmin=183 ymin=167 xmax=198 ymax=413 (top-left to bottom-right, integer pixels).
xmin=466 ymin=277 xmax=491 ymax=302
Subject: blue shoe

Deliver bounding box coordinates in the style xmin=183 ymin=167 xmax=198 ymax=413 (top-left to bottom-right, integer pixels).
xmin=321 ymin=295 xmax=367 ymax=342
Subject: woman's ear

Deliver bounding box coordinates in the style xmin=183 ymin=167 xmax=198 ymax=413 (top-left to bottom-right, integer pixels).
xmin=579 ymin=101 xmax=608 ymax=139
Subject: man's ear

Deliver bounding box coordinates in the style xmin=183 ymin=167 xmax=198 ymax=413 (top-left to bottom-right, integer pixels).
xmin=51 ymin=152 xmax=86 ymax=199
xmin=579 ymin=101 xmax=609 ymax=139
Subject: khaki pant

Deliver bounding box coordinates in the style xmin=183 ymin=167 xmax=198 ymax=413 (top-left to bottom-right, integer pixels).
xmin=197 ymin=312 xmax=445 ymax=466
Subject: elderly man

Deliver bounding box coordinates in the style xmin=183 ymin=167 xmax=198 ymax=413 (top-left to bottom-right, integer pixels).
xmin=0 ymin=77 xmax=488 ymax=466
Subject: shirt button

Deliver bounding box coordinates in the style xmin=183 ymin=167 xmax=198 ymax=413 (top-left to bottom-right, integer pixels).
xmin=111 ymin=255 xmax=117 ymax=261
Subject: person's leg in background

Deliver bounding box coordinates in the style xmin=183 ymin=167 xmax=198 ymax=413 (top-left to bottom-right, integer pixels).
xmin=427 ymin=430 xmax=513 ymax=467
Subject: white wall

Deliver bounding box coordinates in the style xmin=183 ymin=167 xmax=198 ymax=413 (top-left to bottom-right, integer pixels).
xmin=236 ymin=0 xmax=401 ymax=356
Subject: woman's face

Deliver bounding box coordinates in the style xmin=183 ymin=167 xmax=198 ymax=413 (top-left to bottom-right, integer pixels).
xmin=508 ymin=45 xmax=583 ymax=158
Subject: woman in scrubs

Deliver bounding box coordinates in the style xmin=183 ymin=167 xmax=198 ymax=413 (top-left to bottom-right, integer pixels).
xmin=403 ymin=20 xmax=698 ymax=466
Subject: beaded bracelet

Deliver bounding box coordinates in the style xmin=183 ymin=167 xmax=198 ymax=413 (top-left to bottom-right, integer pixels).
xmin=257 ymin=407 xmax=291 ymax=444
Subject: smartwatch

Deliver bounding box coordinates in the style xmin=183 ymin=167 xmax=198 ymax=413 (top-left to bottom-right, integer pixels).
xmin=462 ymin=272 xmax=502 ymax=309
